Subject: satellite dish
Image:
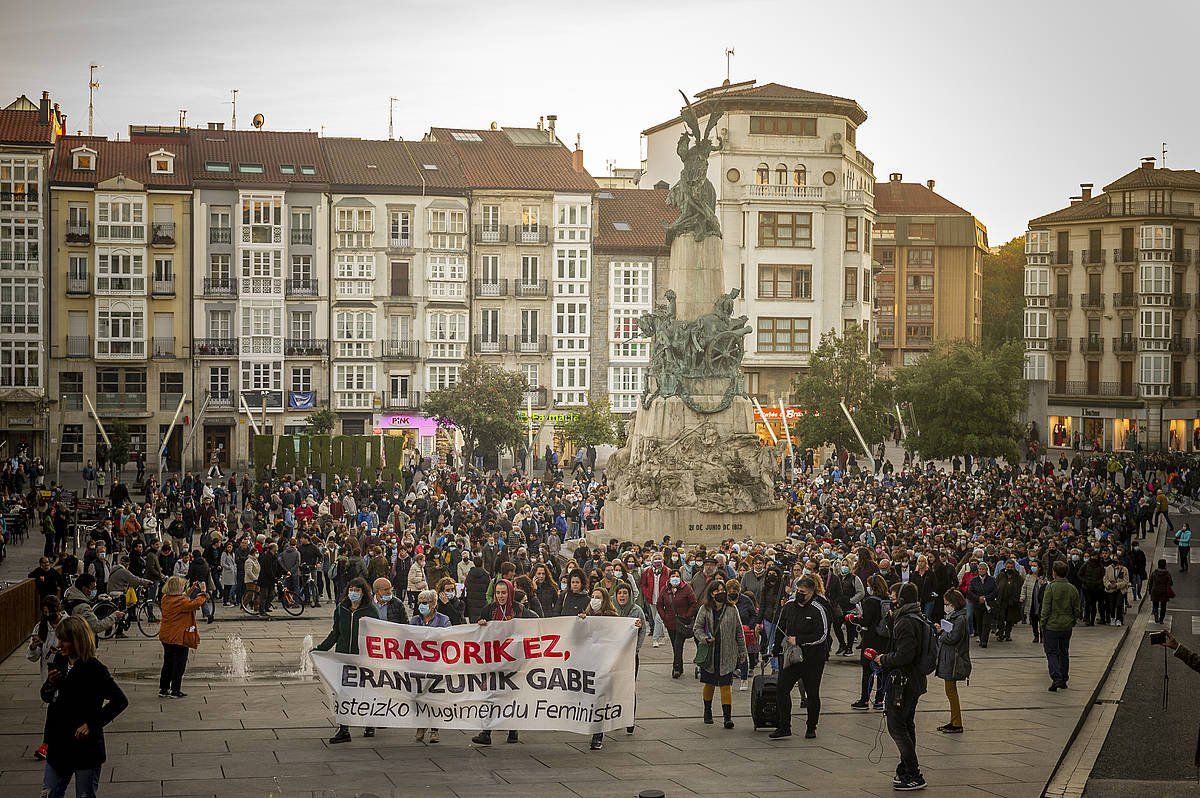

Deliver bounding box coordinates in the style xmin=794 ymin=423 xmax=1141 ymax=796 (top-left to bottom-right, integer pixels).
xmin=252 ymin=113 xmax=265 ymax=129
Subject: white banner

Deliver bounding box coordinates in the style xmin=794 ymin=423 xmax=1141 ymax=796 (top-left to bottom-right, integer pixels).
xmin=311 ymin=615 xmax=638 ymax=734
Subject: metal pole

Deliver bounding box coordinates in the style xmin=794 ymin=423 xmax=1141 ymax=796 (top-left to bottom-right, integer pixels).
xmin=895 ymin=402 xmax=908 ymax=440
xmin=237 ymin=393 xmax=261 ymax=436
xmin=778 ymin=398 xmax=795 ymax=481
xmin=158 ymin=394 xmax=187 ymax=476
xmin=182 ymin=393 xmax=210 ymax=466
xmin=88 ymin=64 xmax=100 ymax=137
xmin=750 ymin=397 xmax=779 ymax=445
xmin=839 ymin=401 xmax=876 ymax=473
xmin=526 ymin=391 xmax=534 ymax=475
xmin=83 ymin=394 xmax=112 ymax=447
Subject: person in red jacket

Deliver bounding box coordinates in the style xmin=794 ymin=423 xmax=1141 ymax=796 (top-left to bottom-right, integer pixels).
xmin=639 ymin=554 xmax=671 ymax=648
xmin=656 ymin=570 xmax=698 ymax=678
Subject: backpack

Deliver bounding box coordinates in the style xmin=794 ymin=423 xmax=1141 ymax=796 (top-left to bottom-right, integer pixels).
xmin=914 ymin=615 xmax=938 ymax=676
xmin=874 ymin=598 xmax=892 ymax=638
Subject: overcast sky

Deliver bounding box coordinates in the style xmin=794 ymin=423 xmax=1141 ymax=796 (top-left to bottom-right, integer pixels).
xmin=3 ymin=0 xmax=1197 ymax=241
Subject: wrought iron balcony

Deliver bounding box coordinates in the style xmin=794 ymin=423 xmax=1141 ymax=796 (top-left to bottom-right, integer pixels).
xmin=66 ymin=224 xmax=90 ymax=243
xmin=1081 ymin=249 xmax=1105 ymax=266
xmin=205 ymin=390 xmax=234 ymax=409
xmin=514 ymin=279 xmax=549 ymax=297
xmin=1055 ymin=381 xmax=1124 ymax=397
xmin=1050 ymin=338 xmax=1071 ymax=353
xmin=152 ymin=277 xmax=175 ymax=296
xmin=1079 ymin=336 xmax=1104 ymax=354
xmin=1172 ymin=292 xmax=1192 ymax=309
xmin=152 ymin=337 xmax=175 ymax=358
xmin=515 ymin=335 xmax=548 ymax=354
xmin=242 ymin=390 xmax=284 ymax=411
xmin=194 ymin=337 xmax=237 ymax=357
xmin=1114 ymin=248 xmax=1137 ymax=264
xmin=66 ymin=336 xmax=90 ymax=357
xmin=285 ymin=278 xmax=319 ymax=297
xmin=1112 ymin=335 xmax=1137 ymax=353
xmin=474 ymin=278 xmax=508 ymax=297
xmin=1051 ymin=294 xmax=1072 ymax=309
xmin=202 ymin=277 xmax=236 ymax=296
xmin=151 ymin=222 xmax=175 ymax=245
xmin=208 ymin=226 xmax=231 ymax=244
xmin=389 ymin=237 xmax=413 ymax=251
xmin=284 ymin=338 xmax=328 ymax=357
xmin=1174 ymin=249 xmax=1193 ymax=266
xmin=383 ymin=339 xmax=419 ymax=359
xmin=381 ymin=391 xmax=422 ymax=411
xmin=1053 ymin=250 xmax=1073 ymax=266
xmin=67 ymin=275 xmax=89 ymax=295
xmin=512 ymin=225 xmax=548 ymax=244
xmin=1171 ymin=335 xmax=1192 ymax=354
xmin=523 ymin=386 xmax=549 ymax=407
xmin=1080 ymin=293 xmax=1104 ymax=310
xmin=290 ymin=228 xmax=313 ymax=245
xmin=474 ymin=334 xmax=509 ymax=354
xmin=475 ymin=224 xmax=508 ymax=243
xmin=1113 ymin=292 xmax=1138 ymax=309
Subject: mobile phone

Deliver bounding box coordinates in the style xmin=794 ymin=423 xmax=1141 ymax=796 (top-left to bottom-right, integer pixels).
xmin=1149 ymin=631 xmax=1167 ymax=645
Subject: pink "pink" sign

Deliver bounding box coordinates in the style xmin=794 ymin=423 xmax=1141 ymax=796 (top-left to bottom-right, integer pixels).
xmin=372 ymin=413 xmax=441 ymax=435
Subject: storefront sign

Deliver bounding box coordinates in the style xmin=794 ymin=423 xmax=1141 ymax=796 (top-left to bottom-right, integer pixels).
xmin=1081 ymin=408 xmax=1101 ymax=417
xmin=518 ymin=411 xmax=580 ymax=425
xmin=754 ymin=405 xmax=807 ymax=421
xmin=373 ymin=413 xmax=441 ymax=436
xmin=6 ymin=416 xmax=34 ymax=426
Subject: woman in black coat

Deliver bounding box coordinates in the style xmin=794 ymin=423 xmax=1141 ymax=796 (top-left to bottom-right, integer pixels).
xmin=463 ymin=559 xmax=491 ymax=621
xmin=316 ymin=577 xmax=378 ymax=744
xmin=40 ymin=616 xmax=128 ymax=797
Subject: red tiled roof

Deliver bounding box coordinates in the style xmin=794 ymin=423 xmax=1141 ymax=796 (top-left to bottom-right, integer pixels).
xmin=1028 ymin=195 xmax=1111 ymax=226
xmin=873 ymin=181 xmax=971 ymax=217
xmin=594 ymin=188 xmax=673 ymax=253
xmin=187 ymin=128 xmax=326 ymax=185
xmin=426 ymin=127 xmax=596 ymax=192
xmin=643 ymin=79 xmax=868 ymax=135
xmin=0 ymin=109 xmax=57 ymax=146
xmin=1104 ymin=165 xmax=1200 ymax=192
xmin=52 ymin=136 xmax=191 ymax=189
xmin=321 ymin=138 xmax=466 ymax=192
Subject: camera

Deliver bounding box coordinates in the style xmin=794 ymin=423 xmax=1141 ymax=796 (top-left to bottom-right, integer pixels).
xmin=1149 ymin=631 xmax=1167 ymax=646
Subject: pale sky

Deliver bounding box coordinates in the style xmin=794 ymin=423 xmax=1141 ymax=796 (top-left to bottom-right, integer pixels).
xmin=3 ymin=0 xmax=1197 ymax=242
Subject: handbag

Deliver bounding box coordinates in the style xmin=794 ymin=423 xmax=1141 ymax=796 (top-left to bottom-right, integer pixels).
xmin=781 ymin=640 xmax=804 ymax=668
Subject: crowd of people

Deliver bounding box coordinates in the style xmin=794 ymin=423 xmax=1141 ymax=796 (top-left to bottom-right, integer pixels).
xmin=9 ymin=442 xmax=1199 ymax=794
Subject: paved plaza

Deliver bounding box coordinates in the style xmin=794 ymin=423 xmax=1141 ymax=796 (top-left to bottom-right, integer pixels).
xmin=0 ymin=531 xmax=1132 ymax=798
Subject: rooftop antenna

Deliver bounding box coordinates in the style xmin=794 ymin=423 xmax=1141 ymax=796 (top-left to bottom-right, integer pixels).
xmin=1162 ymin=141 xmax=1168 ymax=168
xmin=606 ymin=159 xmax=615 ymax=176
xmin=87 ymin=64 xmax=101 ymax=136
xmin=388 ymin=97 xmax=398 ymax=140
xmin=178 ymin=109 xmax=187 ymax=128
xmin=724 ymin=47 xmax=735 ymax=85
xmin=231 ymin=89 xmax=238 ymax=130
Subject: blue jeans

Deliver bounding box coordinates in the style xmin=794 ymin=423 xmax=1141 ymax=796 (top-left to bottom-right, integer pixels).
xmin=43 ymin=763 xmax=102 ymax=798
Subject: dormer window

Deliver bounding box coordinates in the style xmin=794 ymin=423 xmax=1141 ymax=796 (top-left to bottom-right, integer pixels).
xmin=148 ymin=149 xmax=175 ymax=175
xmin=72 ymin=147 xmax=98 ymax=171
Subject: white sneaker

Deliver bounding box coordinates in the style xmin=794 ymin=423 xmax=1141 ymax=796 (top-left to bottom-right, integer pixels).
xmin=739 ymin=679 xmax=748 ymax=691
xmin=652 ymin=639 xmax=661 ymax=648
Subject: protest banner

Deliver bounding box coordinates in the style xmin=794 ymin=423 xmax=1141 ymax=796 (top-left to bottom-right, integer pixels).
xmin=311 ymin=615 xmax=637 ymax=733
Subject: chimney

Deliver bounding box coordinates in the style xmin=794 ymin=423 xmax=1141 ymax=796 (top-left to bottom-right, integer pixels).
xmin=1069 ymin=195 xmax=1082 ymax=206
xmin=546 ymin=114 xmax=557 ymax=142
xmin=1141 ymin=157 xmax=1156 ymax=170
xmin=38 ymin=91 xmax=50 ymax=124
xmin=572 ymin=139 xmax=585 ymax=174
xmin=889 ymin=172 xmax=902 ymax=183
xmin=926 ymin=179 xmax=935 ymax=191
xmin=537 ymin=116 xmax=544 ymax=131
xmin=1080 ymin=183 xmax=1093 ymax=200
xmin=207 ymin=122 xmax=225 ymax=131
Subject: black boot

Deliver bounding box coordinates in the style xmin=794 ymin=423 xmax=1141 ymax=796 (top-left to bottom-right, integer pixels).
xmin=471 ymin=730 xmax=492 ymax=745
xmin=329 ymin=725 xmax=352 ymax=744
xmin=703 ymin=700 xmax=714 ymax=724
xmin=722 ymin=704 xmax=734 ymax=729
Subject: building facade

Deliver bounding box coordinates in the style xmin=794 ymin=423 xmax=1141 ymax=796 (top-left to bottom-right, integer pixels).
xmin=321 ymin=137 xmax=468 ymax=449
xmin=640 ymin=80 xmax=876 ymax=402
xmin=872 ymin=173 xmax=987 ymax=366
xmin=591 ymin=187 xmax=672 ymax=413
xmin=48 ymin=130 xmax=193 ymax=472
xmin=0 ymin=92 xmax=64 ymax=458
xmin=1024 ymin=158 xmax=1200 ymax=452
xmin=189 ymin=125 xmax=330 ymax=470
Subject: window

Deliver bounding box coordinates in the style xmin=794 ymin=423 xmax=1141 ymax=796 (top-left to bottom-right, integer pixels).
xmin=61 ymin=424 xmax=83 ymax=463
xmin=846 ymin=124 xmax=856 ymax=146
xmin=1024 ymin=309 xmax=1048 ymax=339
xmin=611 ymin=261 xmax=652 ymax=305
xmin=160 ymin=371 xmax=184 ymax=399
xmin=291 ymin=207 xmax=312 ymax=238
xmin=1141 ymin=225 xmax=1172 ymax=250
xmin=279 ymin=164 xmax=295 ymax=175
xmin=67 ymin=203 xmax=89 ymax=231
xmin=72 ymin=148 xmax=96 ymax=171
xmin=0 ymin=277 xmax=39 ymax=334
xmin=208 ymin=367 xmax=230 ymax=398
xmin=520 ymin=309 xmax=541 ymax=347
xmin=96 ymin=248 xmax=146 ymax=293
xmin=908 ymin=223 xmax=935 ymax=241
xmin=240 ymin=306 xmax=282 ymax=338
xmin=775 ymin=164 xmax=788 ymax=185
xmin=1140 ymin=262 xmax=1171 ymax=294
xmin=1139 ymin=308 xmax=1170 ymax=339
xmin=555 ymin=248 xmax=590 ymax=283
xmin=209 ymin=207 xmax=231 ymax=236
xmin=0 ymin=157 xmax=39 ymax=213
xmin=291 ymin=367 xmax=312 ymax=392
xmin=756 ymin=163 xmax=769 ymax=185
xmin=148 ymin=149 xmax=174 ymax=174
xmin=336 ymin=207 xmax=374 ymax=232
xmin=206 ymin=309 xmax=232 ymax=339
xmin=96 ymin=195 xmax=146 ymax=241
xmin=758 ymin=265 xmax=811 ymax=299
xmin=0 ymin=341 xmax=39 ymax=387
xmin=428 ymin=254 xmax=466 ymax=281
xmin=1024 ymin=353 xmax=1047 ymax=381
xmin=450 ymin=131 xmax=482 ymax=142
xmin=843 ymin=268 xmax=859 ymax=302
xmin=335 ymin=253 xmax=375 ymax=279
xmin=756 ymin=317 xmax=811 ymax=353
xmin=241 ymin=361 xmax=282 ymax=391
xmin=1025 ymin=267 xmax=1049 ymax=296
xmin=521 ymin=363 xmax=539 ymax=390
xmin=427 ymin=365 xmax=460 ymax=391
xmin=610 ymin=308 xmax=647 ymax=359
xmin=427 ymin=312 xmax=467 ymax=345
xmin=389 ymin=210 xmax=411 ymax=244
xmin=757 ymin=212 xmax=812 ymax=247
xmin=1025 ymin=230 xmax=1051 ymax=255
xmin=390 ymin=260 xmax=410 ymax=296
xmin=907 ymin=274 xmax=934 ymax=293
xmin=749 ymin=116 xmax=817 ymax=136
xmin=845 ymin=217 xmax=859 ymax=251
xmin=237 ymin=163 xmax=264 ymax=174
xmin=907 ymin=248 xmax=933 ymax=267
xmin=481 ymin=204 xmax=501 ymax=232
xmin=204 ymin=162 xmax=231 ymax=172
xmin=209 ymin=254 xmax=231 ymax=281
xmin=96 ymin=301 xmax=146 ymax=357
xmin=335 ymin=310 xmax=376 ymax=358
xmin=554 ymin=301 xmax=589 ymax=336
xmin=299 ymin=165 xmax=316 ymax=175
xmin=289 ymin=311 xmax=313 ymax=341
xmin=906 ymin=301 xmax=933 ymax=320
xmin=290 ymin=254 xmax=312 ymax=283
xmin=241 ymin=249 xmax=283 ymax=294
xmin=241 ymin=196 xmax=282 ymax=244
xmin=521 ymin=206 xmax=540 ymax=230
xmin=553 ymin=356 xmax=590 ymax=405
xmin=793 ymin=166 xmax=806 ymax=186
xmin=521 ymin=255 xmax=540 ymax=284
xmin=0 ymin=218 xmax=39 ymax=271
xmin=609 ymin=366 xmax=646 ymax=412
xmin=1140 ymin=353 xmax=1170 ymax=386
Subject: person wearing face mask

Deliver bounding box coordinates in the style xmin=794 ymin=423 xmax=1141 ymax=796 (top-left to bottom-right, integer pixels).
xmin=657 ymin=569 xmax=698 ymax=679
xmin=769 ymin=576 xmax=830 ymax=739
xmin=473 ymin=580 xmax=521 ymax=746
xmin=1102 ymin=553 xmax=1130 ymax=627
xmin=727 ymin=579 xmax=759 ymax=690
xmin=578 ymin=586 xmax=620 ymax=749
xmin=993 ymin=560 xmax=1024 ymax=643
xmin=935 ymin=589 xmax=971 ymax=734
xmin=639 ymin=554 xmax=670 ymax=648
xmin=409 ymin=589 xmax=450 ymax=745
xmin=63 ymin=574 xmax=124 ymax=639
xmin=316 ymin=577 xmax=377 ymax=744
xmin=613 ymin=582 xmax=646 ymax=735
xmin=434 ymin=577 xmax=465 ymax=625
xmin=693 ymin=581 xmax=747 ymax=730
xmin=829 ymin=562 xmax=865 ymax=657
xmin=371 ymin=577 xmax=408 ymax=624
xmin=1021 ymin=561 xmax=1048 ymax=643
xmin=849 ymin=574 xmax=891 ymax=711
xmin=966 ymin=563 xmax=996 ymax=647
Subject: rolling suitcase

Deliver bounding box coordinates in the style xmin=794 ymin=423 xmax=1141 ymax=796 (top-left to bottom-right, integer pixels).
xmin=751 ymin=662 xmax=779 ymax=729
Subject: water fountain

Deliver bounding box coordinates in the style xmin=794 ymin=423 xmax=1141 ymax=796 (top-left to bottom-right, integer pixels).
xmin=295 ymin=634 xmax=314 ymax=677
xmin=225 ymin=635 xmax=249 ymax=679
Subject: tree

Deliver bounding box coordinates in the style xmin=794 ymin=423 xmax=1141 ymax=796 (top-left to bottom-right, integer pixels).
xmin=894 ymin=339 xmax=1026 ymax=462
xmin=107 ymin=421 xmax=132 ymax=476
xmin=982 ymin=236 xmax=1025 ymax=348
xmin=305 ymin=408 xmax=337 ymax=436
xmin=790 ymin=326 xmax=892 ymax=456
xmin=423 ymin=358 xmax=528 ymax=464
xmin=559 ymin=396 xmax=621 ymax=449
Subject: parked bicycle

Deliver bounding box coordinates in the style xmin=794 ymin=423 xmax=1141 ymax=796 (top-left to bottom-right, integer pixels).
xmin=240 ymin=576 xmax=304 ymax=617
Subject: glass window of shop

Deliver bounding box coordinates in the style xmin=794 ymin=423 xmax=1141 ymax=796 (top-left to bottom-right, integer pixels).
xmin=1049 ymin=416 xmax=1073 ymax=447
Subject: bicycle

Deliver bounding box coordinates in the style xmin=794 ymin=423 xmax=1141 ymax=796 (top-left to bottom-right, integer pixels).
xmin=240 ymin=576 xmax=304 ymax=617
xmin=133 ymin=584 xmax=162 ymax=638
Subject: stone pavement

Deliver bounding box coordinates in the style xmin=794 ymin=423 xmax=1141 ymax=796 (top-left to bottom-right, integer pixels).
xmin=0 ymin=527 xmax=1128 ymax=798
